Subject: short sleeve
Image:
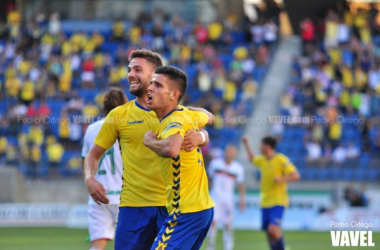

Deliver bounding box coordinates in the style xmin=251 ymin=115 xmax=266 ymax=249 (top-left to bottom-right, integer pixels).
xmin=81 ymin=127 xmax=91 ymax=158
xmin=94 ymin=110 xmax=119 ymax=150
xmin=252 ymin=155 xmax=264 ymax=169
xmin=160 ymin=119 xmax=186 ymax=139
xmin=191 ymin=111 xmax=209 ymax=128
xmin=236 ymin=163 xmax=245 ymax=183
xmin=207 ymin=159 xmax=217 ymax=177
xmin=281 ymin=155 xmax=297 ymax=175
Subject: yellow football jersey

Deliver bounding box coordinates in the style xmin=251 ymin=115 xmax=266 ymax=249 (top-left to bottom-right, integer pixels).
xmin=94 ymin=100 xmax=166 ymax=207
xmin=252 ymin=153 xmax=297 ymax=208
xmin=156 ymin=107 xmax=214 ymax=214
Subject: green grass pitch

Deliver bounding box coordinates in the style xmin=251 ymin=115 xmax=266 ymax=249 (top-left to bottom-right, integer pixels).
xmin=0 ymin=227 xmax=378 ymax=250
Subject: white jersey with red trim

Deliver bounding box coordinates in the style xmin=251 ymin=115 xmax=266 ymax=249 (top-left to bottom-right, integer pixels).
xmin=208 ymin=157 xmax=244 ymax=203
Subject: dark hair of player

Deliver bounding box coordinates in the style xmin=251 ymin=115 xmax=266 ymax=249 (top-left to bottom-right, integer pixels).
xmin=103 ymin=87 xmax=128 ymax=114
xmin=262 ymin=136 xmax=277 ymax=149
xmin=154 ymin=66 xmax=188 ymax=102
xmin=129 ymin=49 xmax=163 ymax=68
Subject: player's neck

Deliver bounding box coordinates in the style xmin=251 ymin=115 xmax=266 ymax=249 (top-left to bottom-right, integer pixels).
xmin=225 ymin=158 xmax=233 ymax=165
xmin=157 ymin=104 xmax=178 ymax=121
xmin=135 ymin=96 xmax=149 ymax=110
xmin=265 ymin=151 xmax=276 ymax=159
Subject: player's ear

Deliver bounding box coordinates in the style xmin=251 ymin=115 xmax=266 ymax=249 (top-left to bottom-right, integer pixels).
xmin=170 ymin=89 xmax=180 ymax=101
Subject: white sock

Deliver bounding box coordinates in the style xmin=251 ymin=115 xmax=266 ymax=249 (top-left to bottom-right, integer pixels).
xmin=207 ymin=224 xmax=217 ymax=250
xmin=89 ymin=248 xmax=101 ymax=250
xmin=223 ymin=227 xmax=234 ymax=250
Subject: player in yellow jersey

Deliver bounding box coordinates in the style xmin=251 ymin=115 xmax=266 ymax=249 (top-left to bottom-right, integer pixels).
xmin=84 ymin=50 xmax=210 ymax=250
xmin=242 ymin=135 xmax=300 ymax=250
xmin=143 ymin=66 xmax=215 ymax=250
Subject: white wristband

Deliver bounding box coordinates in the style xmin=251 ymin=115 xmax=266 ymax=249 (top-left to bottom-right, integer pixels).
xmin=199 ymin=131 xmax=206 ymax=144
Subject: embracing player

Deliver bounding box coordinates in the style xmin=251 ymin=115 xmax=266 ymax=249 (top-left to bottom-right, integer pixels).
xmin=242 ymin=135 xmax=300 ymax=250
xmin=84 ymin=50 xmax=209 ymax=250
xmin=81 ymin=88 xmax=127 ymax=250
xmin=207 ymin=145 xmax=246 ymax=250
xmin=143 ymin=66 xmax=214 ymax=250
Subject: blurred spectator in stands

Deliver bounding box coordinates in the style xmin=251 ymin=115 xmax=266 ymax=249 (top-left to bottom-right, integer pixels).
xmin=208 ymin=20 xmax=223 ymax=46
xmin=0 ymin=137 xmax=7 ymax=161
xmin=263 ymin=19 xmax=278 ymax=48
xmin=332 ymin=144 xmax=346 ymax=166
xmin=28 ymin=124 xmax=44 ymax=146
xmin=81 ymin=57 xmax=95 ymax=88
xmin=5 ymin=144 xmax=18 ymax=165
xmin=360 ymin=184 xmax=369 ymax=207
xmin=223 ymin=78 xmax=237 ymax=103
xmin=270 ymin=121 xmax=284 ymax=141
xmin=198 ymin=69 xmax=212 ymax=92
xmin=49 ymin=12 xmax=61 ymax=35
xmin=344 ymin=184 xmax=368 ymax=207
xmin=305 ymin=136 xmax=322 ymax=166
xmin=29 ymin=143 xmax=41 ymax=179
xmin=300 ymin=18 xmax=315 ymax=54
xmin=59 ymin=109 xmax=70 ymax=148
xmin=328 ymin=121 xmax=342 ymax=149
xmin=250 ymin=20 xmax=264 ymax=46
xmin=112 ymin=18 xmax=125 ymax=42
xmin=69 ymin=117 xmax=82 ymax=149
xmin=345 ymin=141 xmax=360 ymax=160
xmin=321 ymin=143 xmax=333 ymax=166
xmin=67 ymin=154 xmax=82 ymax=176
xmin=47 ymin=136 xmax=64 ymax=177
xmin=324 ymin=10 xmax=339 ymax=49
xmin=82 ymin=101 xmax=99 ymax=118
xmin=7 ymin=5 xmax=21 ymax=40
xmin=242 ymin=76 xmax=258 ymax=101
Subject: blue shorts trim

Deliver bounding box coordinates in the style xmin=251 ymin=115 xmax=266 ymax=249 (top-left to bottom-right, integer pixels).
xmin=261 ymin=206 xmax=285 ymax=231
xmin=115 ymin=206 xmax=168 ymax=250
xmin=151 ymin=208 xmax=214 ymax=250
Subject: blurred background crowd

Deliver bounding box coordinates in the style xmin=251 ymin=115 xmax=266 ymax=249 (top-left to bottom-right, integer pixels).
xmin=0 ymin=0 xmax=378 ymax=184
xmin=273 ymin=2 xmax=380 ymax=179
xmin=0 ymin=1 xmax=279 ymax=178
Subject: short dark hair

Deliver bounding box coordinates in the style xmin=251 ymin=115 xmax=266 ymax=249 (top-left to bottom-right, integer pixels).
xmin=129 ymin=49 xmax=163 ymax=68
xmin=103 ymin=87 xmax=128 ymax=114
xmin=154 ymin=66 xmax=187 ymax=102
xmin=262 ymin=136 xmax=277 ymax=149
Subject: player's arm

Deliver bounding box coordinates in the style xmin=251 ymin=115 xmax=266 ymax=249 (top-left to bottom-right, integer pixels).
xmin=238 ymin=183 xmax=246 ymax=212
xmin=143 ymin=130 xmax=184 ymax=158
xmin=186 ymin=106 xmax=215 ymax=125
xmin=181 ymin=129 xmax=209 ymax=152
xmin=237 ymin=164 xmax=246 ymax=211
xmin=83 ymin=112 xmax=118 ymax=205
xmin=274 ymin=157 xmax=301 ymax=184
xmin=242 ymin=135 xmax=255 ymax=162
xmin=274 ymin=171 xmax=300 ymax=184
xmin=84 ymin=144 xmax=110 ymax=205
xmin=181 ymin=109 xmax=213 ymax=151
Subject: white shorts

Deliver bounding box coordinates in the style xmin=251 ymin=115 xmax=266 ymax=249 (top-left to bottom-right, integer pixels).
xmin=213 ymin=200 xmax=234 ymax=226
xmin=88 ymin=204 xmax=119 ymax=242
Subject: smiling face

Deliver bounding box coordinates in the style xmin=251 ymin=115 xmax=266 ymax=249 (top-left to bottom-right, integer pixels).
xmin=127 ymin=58 xmax=155 ymax=97
xmin=147 ymin=73 xmax=179 ymax=112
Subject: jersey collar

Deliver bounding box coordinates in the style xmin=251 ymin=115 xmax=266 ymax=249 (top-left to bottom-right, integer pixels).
xmin=160 ymin=106 xmax=184 ymax=122
xmin=134 ymin=99 xmax=151 ymax=112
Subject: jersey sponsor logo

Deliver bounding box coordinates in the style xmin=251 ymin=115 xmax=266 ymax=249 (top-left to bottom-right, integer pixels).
xmin=127 ymin=119 xmax=144 ymax=124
